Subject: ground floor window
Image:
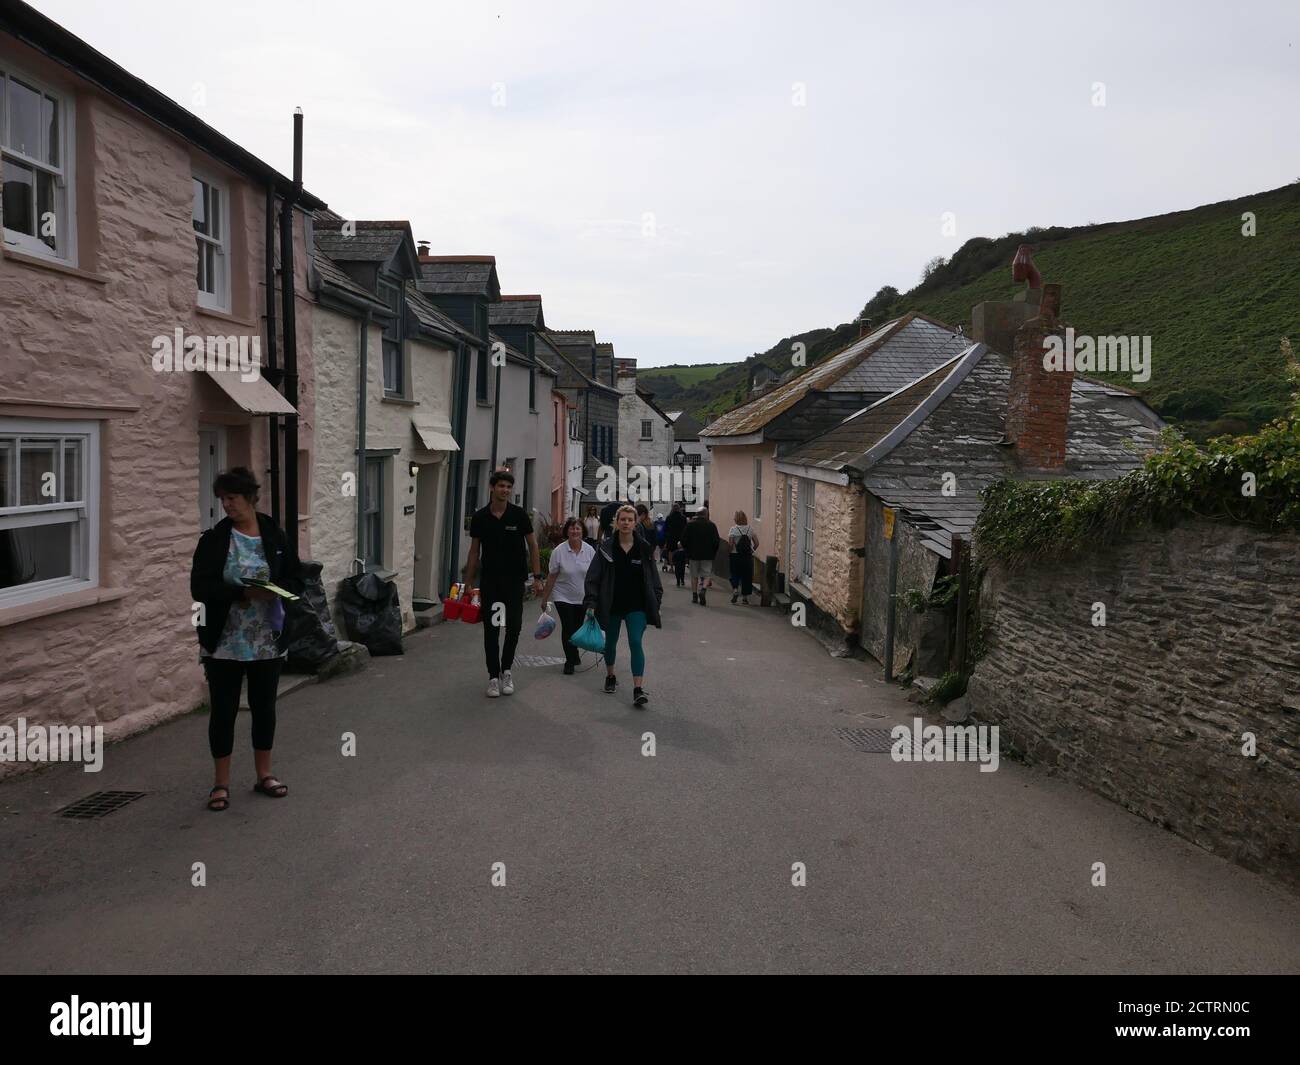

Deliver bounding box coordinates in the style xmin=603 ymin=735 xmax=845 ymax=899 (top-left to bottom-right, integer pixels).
xmin=363 ymin=457 xmax=385 ymax=568
xmin=0 ymin=418 xmax=99 ymax=607
xmin=798 ymin=477 xmax=815 ymax=583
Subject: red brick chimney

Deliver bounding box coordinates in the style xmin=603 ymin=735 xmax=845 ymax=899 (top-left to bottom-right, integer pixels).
xmin=1005 ymin=283 xmax=1072 ymax=468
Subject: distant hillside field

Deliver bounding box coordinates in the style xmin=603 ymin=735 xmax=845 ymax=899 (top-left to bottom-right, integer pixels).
xmin=674 ymin=184 xmax=1300 ymax=437
xmin=638 ymin=363 xmax=730 ymax=408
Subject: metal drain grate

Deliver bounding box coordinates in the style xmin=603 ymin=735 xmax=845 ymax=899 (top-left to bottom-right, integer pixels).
xmin=58 ymin=791 xmax=146 ymax=820
xmin=512 ymin=655 xmax=567 ymax=668
xmin=833 ymin=727 xmax=898 ymax=753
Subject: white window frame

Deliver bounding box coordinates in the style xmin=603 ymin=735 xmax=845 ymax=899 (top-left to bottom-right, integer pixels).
xmin=362 ymin=455 xmax=386 ymax=569
xmin=798 ymin=477 xmax=815 ymax=583
xmin=753 ymin=455 xmax=763 ymax=520
xmin=1 ymin=64 xmax=77 ymax=263
xmin=0 ymin=418 xmax=100 ymax=608
xmin=192 ymin=169 xmax=230 ymax=312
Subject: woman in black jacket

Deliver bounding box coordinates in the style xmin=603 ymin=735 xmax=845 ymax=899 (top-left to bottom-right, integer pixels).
xmin=584 ymin=505 xmax=662 ymax=708
xmin=190 ymin=467 xmax=301 ymax=811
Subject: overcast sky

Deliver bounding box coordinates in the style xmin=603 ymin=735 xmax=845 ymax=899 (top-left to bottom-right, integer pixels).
xmin=28 ymin=0 xmax=1300 ymax=367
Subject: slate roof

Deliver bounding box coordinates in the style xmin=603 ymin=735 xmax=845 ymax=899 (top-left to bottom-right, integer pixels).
xmin=416 ymin=256 xmax=500 ymax=299
xmin=489 ymin=295 xmax=545 ymax=328
xmin=778 ymin=344 xmax=1162 ymax=558
xmin=313 ymin=218 xmax=412 ymax=264
xmin=407 ymin=286 xmax=475 ymax=343
xmin=672 ymin=412 xmax=704 ymax=441
xmin=635 ymin=389 xmax=674 ymax=425
xmin=311 ymin=247 xmax=388 ymax=312
xmin=700 ymin=313 xmax=969 ymax=438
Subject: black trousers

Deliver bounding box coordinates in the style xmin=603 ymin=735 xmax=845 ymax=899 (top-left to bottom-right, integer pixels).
xmin=554 ymin=601 xmax=586 ymax=667
xmin=480 ymin=574 xmax=524 ymax=678
xmin=203 ymin=657 xmax=282 ymax=759
xmin=729 ymin=552 xmax=754 ymax=596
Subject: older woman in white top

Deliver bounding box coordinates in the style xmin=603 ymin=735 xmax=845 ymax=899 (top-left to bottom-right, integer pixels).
xmin=540 ymin=517 xmax=597 ymax=674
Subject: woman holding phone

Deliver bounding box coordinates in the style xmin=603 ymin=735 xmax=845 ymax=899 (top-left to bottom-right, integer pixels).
xmin=190 ymin=467 xmax=301 ymax=811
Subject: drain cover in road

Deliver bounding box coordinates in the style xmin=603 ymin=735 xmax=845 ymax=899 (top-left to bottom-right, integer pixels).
xmin=58 ymin=791 xmax=146 ymax=819
xmin=512 ymin=655 xmax=566 ymax=668
xmin=833 ymin=727 xmax=897 ymax=753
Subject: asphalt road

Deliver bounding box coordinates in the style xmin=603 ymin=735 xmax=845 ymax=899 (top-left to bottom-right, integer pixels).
xmin=2 ymin=579 xmax=1297 ymax=974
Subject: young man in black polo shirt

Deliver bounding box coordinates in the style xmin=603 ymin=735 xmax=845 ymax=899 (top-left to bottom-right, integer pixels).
xmin=465 ymin=469 xmax=544 ymax=698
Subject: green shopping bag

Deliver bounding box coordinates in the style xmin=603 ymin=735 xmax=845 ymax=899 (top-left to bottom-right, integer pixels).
xmin=570 ymin=611 xmax=607 ymax=653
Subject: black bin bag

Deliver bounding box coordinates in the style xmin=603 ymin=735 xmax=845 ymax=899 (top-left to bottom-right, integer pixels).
xmin=338 ymin=570 xmax=404 ymax=656
xmin=285 ymin=560 xmax=341 ymax=671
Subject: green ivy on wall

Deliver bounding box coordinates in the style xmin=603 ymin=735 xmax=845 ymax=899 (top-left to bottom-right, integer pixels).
xmin=975 ymin=340 xmax=1300 ymax=566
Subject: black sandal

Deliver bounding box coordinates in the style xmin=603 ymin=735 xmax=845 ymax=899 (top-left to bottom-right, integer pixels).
xmin=253 ymin=775 xmax=288 ymax=798
xmin=207 ymin=785 xmax=231 ymax=812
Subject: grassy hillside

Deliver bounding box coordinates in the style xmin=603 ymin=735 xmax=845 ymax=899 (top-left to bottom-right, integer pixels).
xmin=638 ymin=363 xmax=730 ymax=408
xmin=673 ymin=183 xmax=1300 ymax=437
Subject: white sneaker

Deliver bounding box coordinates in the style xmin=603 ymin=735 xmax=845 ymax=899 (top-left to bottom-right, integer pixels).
xmin=486 ymin=678 xmax=500 ymax=698
xmin=500 ymin=670 xmax=515 ymax=695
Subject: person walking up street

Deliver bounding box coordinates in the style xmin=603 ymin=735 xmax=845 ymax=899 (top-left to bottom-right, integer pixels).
xmin=466 ymin=469 xmax=545 ymax=698
xmin=190 ymin=467 xmax=301 ymax=812
xmin=584 ymin=505 xmax=663 ymax=707
xmin=539 ymin=517 xmax=595 ymax=674
xmin=636 ymin=503 xmax=657 ymax=562
xmin=664 ymin=500 xmax=687 ymax=569
xmin=727 ymin=510 xmax=759 ymax=605
xmin=682 ymin=505 xmax=721 ymax=607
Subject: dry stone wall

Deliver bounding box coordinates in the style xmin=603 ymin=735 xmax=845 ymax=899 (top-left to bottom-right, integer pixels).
xmin=967 ymin=520 xmax=1300 ymax=890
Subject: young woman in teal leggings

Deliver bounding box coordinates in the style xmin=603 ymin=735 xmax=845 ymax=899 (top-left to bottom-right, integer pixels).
xmin=584 ymin=505 xmax=663 ymax=708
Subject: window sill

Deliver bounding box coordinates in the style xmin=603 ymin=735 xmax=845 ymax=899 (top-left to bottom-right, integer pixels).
xmin=1 ymin=247 xmax=109 ymax=284
xmin=381 ymin=395 xmax=418 ymax=406
xmin=789 ymin=578 xmax=814 ymax=600
xmin=0 ymin=585 xmax=128 ymax=628
xmin=196 ymin=305 xmax=255 ymax=328
xmin=475 ymin=399 xmax=493 ymax=408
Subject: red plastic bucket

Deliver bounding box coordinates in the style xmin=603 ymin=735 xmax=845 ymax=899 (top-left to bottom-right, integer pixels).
xmin=443 ymin=597 xmax=463 ymax=621
xmin=460 ymin=602 xmax=481 ymax=624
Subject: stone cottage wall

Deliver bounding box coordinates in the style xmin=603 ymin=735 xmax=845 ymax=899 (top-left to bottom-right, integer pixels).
xmin=967 ymin=520 xmax=1300 ymax=890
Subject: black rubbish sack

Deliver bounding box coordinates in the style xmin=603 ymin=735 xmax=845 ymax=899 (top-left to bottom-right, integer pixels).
xmin=338 ymin=571 xmax=404 ymax=656
xmin=286 ymin=560 xmax=341 ymax=671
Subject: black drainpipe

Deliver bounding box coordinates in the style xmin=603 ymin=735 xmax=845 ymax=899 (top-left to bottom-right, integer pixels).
xmin=490 ymin=349 xmax=502 ymax=470
xmin=444 ymin=339 xmax=470 ymax=592
xmin=280 ymin=109 xmax=303 ymax=548
xmin=355 ymin=309 xmax=370 ymax=564
xmin=264 ymin=184 xmax=281 ymax=526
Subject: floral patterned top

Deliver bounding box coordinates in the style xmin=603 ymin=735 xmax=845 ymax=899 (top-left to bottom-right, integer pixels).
xmin=202 ymin=529 xmax=285 ymax=661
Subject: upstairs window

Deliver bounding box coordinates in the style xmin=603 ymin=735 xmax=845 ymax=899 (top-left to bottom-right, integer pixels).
xmin=192 ymin=174 xmax=229 ymax=311
xmin=640 ymin=419 xmax=653 ymax=440
xmin=379 ymin=279 xmax=405 ymax=395
xmin=1 ymin=66 xmax=73 ymax=261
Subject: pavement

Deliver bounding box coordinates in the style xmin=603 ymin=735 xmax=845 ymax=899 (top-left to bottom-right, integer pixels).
xmin=2 ymin=576 xmax=1298 ymax=974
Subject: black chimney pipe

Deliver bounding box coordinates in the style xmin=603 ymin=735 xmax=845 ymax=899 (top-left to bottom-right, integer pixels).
xmin=280 ymin=109 xmax=303 ymax=548
xmin=264 ymin=183 xmax=281 ymax=527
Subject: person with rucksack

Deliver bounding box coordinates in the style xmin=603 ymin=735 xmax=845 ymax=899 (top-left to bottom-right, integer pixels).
xmin=682 ymin=506 xmax=721 ymax=606
xmin=727 ymin=510 xmax=759 ymax=605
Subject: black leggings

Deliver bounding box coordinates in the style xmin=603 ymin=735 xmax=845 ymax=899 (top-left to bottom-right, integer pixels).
xmin=203 ymin=657 xmax=282 ymax=759
xmin=480 ymin=575 xmax=524 ymax=678
xmin=554 ymin=601 xmax=586 ymax=667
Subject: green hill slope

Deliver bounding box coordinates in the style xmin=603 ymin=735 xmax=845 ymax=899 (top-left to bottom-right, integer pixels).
xmin=673 ymin=183 xmax=1300 ymax=436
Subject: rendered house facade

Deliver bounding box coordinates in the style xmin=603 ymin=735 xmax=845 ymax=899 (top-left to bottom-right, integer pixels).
xmin=0 ymin=5 xmax=322 ymax=751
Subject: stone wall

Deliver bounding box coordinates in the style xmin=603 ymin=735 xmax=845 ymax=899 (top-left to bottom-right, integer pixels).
xmin=967 ymin=520 xmax=1300 ymax=890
